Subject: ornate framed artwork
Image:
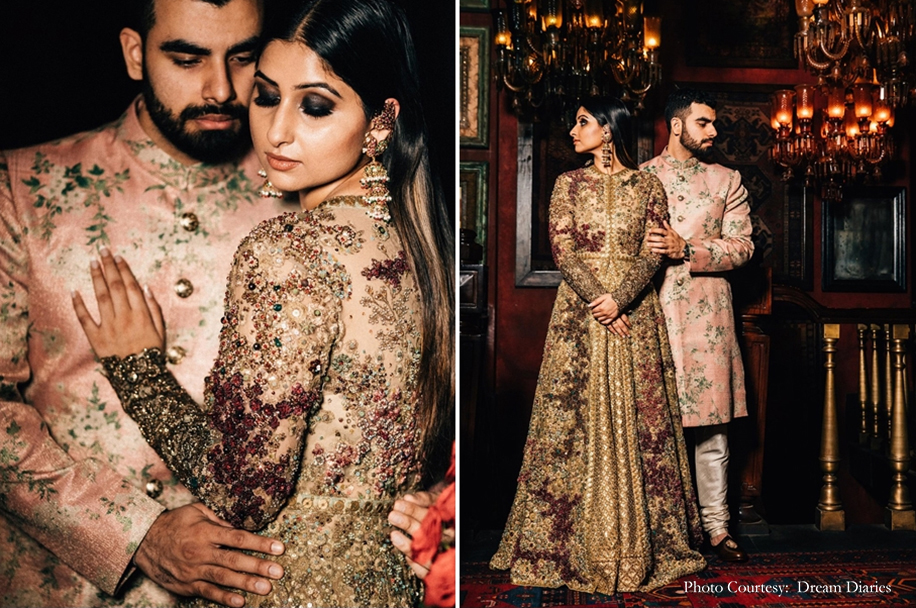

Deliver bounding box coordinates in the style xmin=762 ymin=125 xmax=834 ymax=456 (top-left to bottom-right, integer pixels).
xmin=460 ymin=26 xmax=489 ymax=148
xmin=822 ymin=187 xmax=906 ymax=292
xmin=685 ymin=0 xmax=797 ymax=68
xmin=460 ymin=161 xmax=489 ymax=260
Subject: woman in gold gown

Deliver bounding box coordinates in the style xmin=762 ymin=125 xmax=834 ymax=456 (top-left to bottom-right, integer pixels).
xmin=490 ymin=97 xmax=705 ymax=594
xmin=71 ymin=1 xmax=453 ymax=606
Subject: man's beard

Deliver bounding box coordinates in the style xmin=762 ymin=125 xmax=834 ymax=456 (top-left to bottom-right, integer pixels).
xmin=680 ymin=129 xmax=715 ymax=161
xmin=142 ymin=79 xmax=251 ymax=165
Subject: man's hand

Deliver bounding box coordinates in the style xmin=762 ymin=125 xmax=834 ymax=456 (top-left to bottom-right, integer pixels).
xmin=135 ymin=503 xmax=285 ymax=608
xmin=647 ymin=220 xmax=687 ymax=259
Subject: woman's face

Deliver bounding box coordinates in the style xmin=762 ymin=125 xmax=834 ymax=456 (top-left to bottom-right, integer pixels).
xmin=569 ymin=107 xmax=608 ymax=156
xmin=250 ymin=40 xmax=370 ymax=207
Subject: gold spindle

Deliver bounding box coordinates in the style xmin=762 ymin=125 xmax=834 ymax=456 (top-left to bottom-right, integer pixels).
xmin=857 ymin=324 xmax=868 ymax=441
xmin=886 ymin=324 xmax=915 ymax=530
xmin=816 ymin=324 xmax=845 ymax=531
xmin=870 ymin=324 xmax=881 ymax=444
xmin=885 ymin=323 xmax=893 ymax=441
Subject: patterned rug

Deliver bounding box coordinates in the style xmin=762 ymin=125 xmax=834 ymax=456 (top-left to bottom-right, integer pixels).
xmin=461 ymin=549 xmax=916 ymax=607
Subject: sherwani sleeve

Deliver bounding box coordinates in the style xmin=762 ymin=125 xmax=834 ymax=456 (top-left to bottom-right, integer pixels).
xmin=0 ymin=152 xmax=165 ymax=595
xmin=685 ymin=169 xmax=754 ymax=272
xmin=609 ymin=175 xmax=668 ymax=310
xmin=547 ymin=173 xmax=607 ymax=303
xmin=104 ymin=229 xmax=337 ymax=531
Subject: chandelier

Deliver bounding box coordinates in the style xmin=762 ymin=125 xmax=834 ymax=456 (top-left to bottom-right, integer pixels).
xmin=493 ymin=0 xmax=662 ymax=117
xmin=769 ymin=0 xmax=915 ymax=201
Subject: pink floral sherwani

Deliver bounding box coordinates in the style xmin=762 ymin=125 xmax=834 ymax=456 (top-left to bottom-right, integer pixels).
xmin=0 ymin=99 xmax=293 ymax=607
xmin=641 ymin=149 xmax=753 ymax=428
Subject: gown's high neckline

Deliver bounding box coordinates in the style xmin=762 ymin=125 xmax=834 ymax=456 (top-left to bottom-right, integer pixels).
xmin=585 ymin=164 xmax=636 ymax=179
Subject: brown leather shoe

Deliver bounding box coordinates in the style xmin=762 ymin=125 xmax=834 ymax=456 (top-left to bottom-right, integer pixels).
xmin=712 ymin=535 xmax=748 ymax=562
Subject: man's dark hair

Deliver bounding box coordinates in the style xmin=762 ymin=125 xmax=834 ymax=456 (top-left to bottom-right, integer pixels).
xmin=128 ymin=0 xmax=235 ymax=38
xmin=664 ymin=88 xmax=717 ymax=131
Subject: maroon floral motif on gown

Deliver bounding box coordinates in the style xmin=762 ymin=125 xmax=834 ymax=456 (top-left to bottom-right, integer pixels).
xmin=490 ymin=166 xmax=705 ymax=594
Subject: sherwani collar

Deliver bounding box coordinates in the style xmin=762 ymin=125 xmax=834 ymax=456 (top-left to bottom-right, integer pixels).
xmin=116 ymin=97 xmax=246 ymax=191
xmin=659 ymin=147 xmax=702 ymax=171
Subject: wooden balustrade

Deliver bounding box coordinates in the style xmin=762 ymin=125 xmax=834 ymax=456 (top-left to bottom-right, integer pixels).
xmin=816 ymin=324 xmax=845 ymax=530
xmin=886 ymin=325 xmax=915 ymax=530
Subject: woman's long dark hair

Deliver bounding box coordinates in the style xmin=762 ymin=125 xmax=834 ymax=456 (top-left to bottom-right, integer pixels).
xmin=262 ymin=0 xmax=454 ymax=482
xmin=579 ymin=97 xmax=639 ymax=170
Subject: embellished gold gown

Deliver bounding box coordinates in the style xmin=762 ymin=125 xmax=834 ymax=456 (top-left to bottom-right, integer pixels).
xmin=490 ymin=166 xmax=706 ymax=594
xmin=103 ymin=196 xmax=423 ymax=607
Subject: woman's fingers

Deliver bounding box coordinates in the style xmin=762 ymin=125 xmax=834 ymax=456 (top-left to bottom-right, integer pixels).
xmin=89 ymin=258 xmax=115 ymax=323
xmin=99 ymin=248 xmax=130 ymax=316
xmin=145 ymin=286 xmax=166 ymax=342
xmin=114 ymin=255 xmax=147 ymax=312
xmin=71 ymin=291 xmax=100 ymax=344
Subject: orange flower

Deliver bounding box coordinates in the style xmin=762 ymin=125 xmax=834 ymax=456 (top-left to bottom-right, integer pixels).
xmin=411 ymin=443 xmax=455 ymax=607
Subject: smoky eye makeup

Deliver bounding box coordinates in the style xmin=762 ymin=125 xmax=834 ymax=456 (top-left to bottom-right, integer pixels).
xmin=300 ymin=94 xmax=334 ymax=117
xmin=252 ymin=82 xmax=280 ymax=107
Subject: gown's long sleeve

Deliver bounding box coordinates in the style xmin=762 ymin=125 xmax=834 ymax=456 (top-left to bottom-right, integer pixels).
xmin=548 ymin=172 xmax=610 ymax=303
xmin=548 ymin=170 xmax=669 ymax=311
xmin=103 ymin=216 xmax=343 ymax=530
xmin=608 ymin=173 xmax=669 ymax=310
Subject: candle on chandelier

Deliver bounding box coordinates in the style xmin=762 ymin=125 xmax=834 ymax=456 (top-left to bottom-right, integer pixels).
xmin=872 ymin=85 xmax=892 ymax=123
xmin=844 ymin=105 xmax=860 ymax=138
xmin=826 ymin=86 xmax=846 ymax=119
xmin=852 ymin=83 xmax=873 ymax=118
xmin=541 ymin=0 xmax=562 ymax=29
xmin=794 ymin=84 xmax=816 ymax=119
xmin=643 ymin=16 xmax=661 ymax=49
xmin=584 ymin=0 xmax=604 ymax=28
xmin=773 ymin=90 xmax=796 ymax=127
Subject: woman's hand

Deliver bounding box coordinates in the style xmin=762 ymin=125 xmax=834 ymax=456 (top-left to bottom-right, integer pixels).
xmin=72 ymin=247 xmax=165 ymax=359
xmin=589 ymin=293 xmax=620 ymax=327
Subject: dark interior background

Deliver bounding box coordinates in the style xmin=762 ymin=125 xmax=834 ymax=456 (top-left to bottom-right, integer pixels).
xmin=0 ymin=0 xmax=455 ymax=200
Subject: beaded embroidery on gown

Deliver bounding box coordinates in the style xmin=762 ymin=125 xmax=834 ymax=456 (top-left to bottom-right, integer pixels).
xmin=490 ymin=166 xmax=706 ymax=594
xmin=103 ymin=196 xmax=423 ymax=607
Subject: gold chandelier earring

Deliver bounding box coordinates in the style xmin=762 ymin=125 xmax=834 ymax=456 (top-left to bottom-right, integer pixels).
xmin=360 ymin=100 xmax=397 ymax=222
xmin=257 ymin=169 xmax=283 ymax=198
xmin=601 ymin=130 xmax=613 ymax=168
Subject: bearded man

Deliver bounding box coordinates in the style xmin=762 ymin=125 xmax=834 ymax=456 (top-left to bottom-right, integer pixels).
xmin=639 ymin=88 xmax=754 ymax=563
xmin=0 ymin=1 xmax=294 ymax=605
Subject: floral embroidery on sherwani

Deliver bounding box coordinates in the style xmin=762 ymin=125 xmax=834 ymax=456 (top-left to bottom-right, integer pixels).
xmin=490 ymin=166 xmax=705 ymax=594
xmin=641 ymin=149 xmax=754 ymax=427
xmin=0 ymin=99 xmax=292 ymax=607
xmin=102 ymin=198 xmax=424 ymax=608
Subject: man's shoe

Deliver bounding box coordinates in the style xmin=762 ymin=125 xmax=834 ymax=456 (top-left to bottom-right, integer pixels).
xmin=712 ymin=535 xmax=748 ymax=562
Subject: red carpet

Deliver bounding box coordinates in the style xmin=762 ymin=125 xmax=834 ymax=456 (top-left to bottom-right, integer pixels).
xmin=461 ymin=549 xmax=916 ymax=607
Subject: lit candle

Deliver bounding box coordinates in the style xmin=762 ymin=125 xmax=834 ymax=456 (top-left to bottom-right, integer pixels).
xmin=826 ymin=86 xmax=845 ymax=119
xmin=794 ymin=84 xmax=816 ymax=119
xmin=541 ymin=0 xmax=563 ymax=30
xmin=844 ymin=105 xmax=860 ymax=138
xmin=643 ymin=16 xmax=661 ymax=49
xmin=584 ymin=0 xmax=604 ymax=28
xmin=773 ymin=90 xmax=796 ymax=127
xmin=852 ymin=83 xmax=873 ymax=118
xmin=494 ymin=11 xmax=511 ymax=47
xmin=872 ymin=84 xmax=891 ymax=123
